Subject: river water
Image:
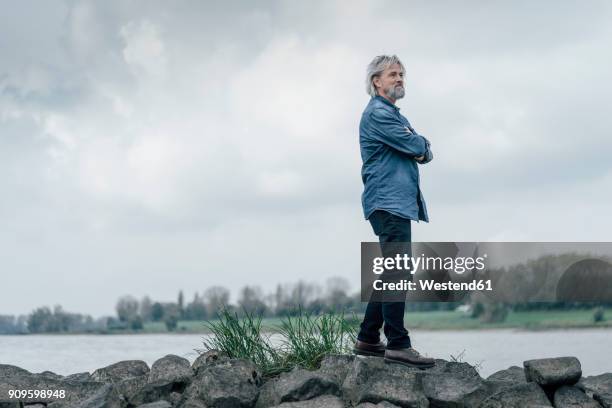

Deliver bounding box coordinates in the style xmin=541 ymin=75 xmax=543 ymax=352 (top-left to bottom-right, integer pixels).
xmin=1 ymin=328 xmax=610 ymax=378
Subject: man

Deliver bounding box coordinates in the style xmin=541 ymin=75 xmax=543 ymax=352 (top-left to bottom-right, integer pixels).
xmin=353 ymin=55 xmax=435 ymax=368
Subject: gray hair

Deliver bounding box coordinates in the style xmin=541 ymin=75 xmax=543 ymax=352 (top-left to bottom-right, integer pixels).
xmin=365 ymin=55 xmax=405 ymax=97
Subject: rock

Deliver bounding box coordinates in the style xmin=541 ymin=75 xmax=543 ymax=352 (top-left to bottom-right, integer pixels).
xmin=0 ymin=368 xmax=109 ymax=406
xmin=149 ymin=354 xmax=193 ymax=387
xmin=0 ymin=364 xmax=32 ymax=378
xmin=341 ymin=356 xmax=389 ymax=403
xmin=421 ymin=370 xmax=489 ymax=407
xmin=480 ymin=382 xmax=552 ymax=407
xmin=319 ymin=354 xmax=356 ymax=384
xmin=112 ymin=375 xmax=149 ymax=405
xmin=427 ymin=360 xmax=480 ymax=379
xmin=487 ymin=366 xmax=526 ymax=383
xmin=137 ymin=401 xmax=173 ymax=408
xmin=578 ymin=373 xmax=612 ymax=404
xmin=72 ymin=383 xmax=123 ymax=408
xmin=38 ymin=370 xmax=63 ymax=380
xmin=65 ymin=372 xmax=92 ymax=382
xmin=554 ymin=385 xmax=601 ymax=408
xmin=358 ymin=372 xmax=428 ymax=408
xmin=90 ymin=360 xmax=150 ymax=383
xmin=524 ymin=357 xmax=582 ymax=387
xmin=594 ymin=393 xmax=612 ymax=408
xmin=182 ymin=358 xmax=261 ymax=408
xmin=191 ymin=349 xmax=229 ymax=375
xmin=356 ymin=402 xmax=402 ymax=408
xmin=273 ymin=395 xmax=345 ymax=408
xmin=256 ymin=367 xmax=340 ymax=407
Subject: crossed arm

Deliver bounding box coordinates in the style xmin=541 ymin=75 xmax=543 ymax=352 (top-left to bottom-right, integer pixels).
xmin=369 ymin=108 xmax=433 ymax=164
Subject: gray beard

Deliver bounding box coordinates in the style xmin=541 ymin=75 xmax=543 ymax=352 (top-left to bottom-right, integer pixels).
xmin=386 ymin=85 xmax=405 ymax=100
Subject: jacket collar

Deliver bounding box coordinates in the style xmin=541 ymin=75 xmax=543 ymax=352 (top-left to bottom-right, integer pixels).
xmin=373 ymin=95 xmax=399 ymax=111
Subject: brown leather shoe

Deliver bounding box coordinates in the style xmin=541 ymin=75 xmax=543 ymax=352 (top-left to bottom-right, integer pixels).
xmin=384 ymin=347 xmax=435 ymax=368
xmin=353 ymin=340 xmax=386 ymax=357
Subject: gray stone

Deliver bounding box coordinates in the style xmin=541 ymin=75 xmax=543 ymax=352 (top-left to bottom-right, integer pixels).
xmin=422 ymin=370 xmax=489 ymax=407
xmin=38 ymin=370 xmax=63 ymax=380
xmin=72 ymin=383 xmax=123 ymax=408
xmin=554 ymin=385 xmax=601 ymax=408
xmin=273 ymin=395 xmax=345 ymax=408
xmin=486 ymin=366 xmax=526 ymax=383
xmin=64 ymin=372 xmax=92 ymax=382
xmin=256 ymin=367 xmax=340 ymax=407
xmin=578 ymin=373 xmax=612 ymax=406
xmin=594 ymin=393 xmax=612 ymax=408
xmin=0 ymin=368 xmax=109 ymax=406
xmin=319 ymin=354 xmax=356 ymax=385
xmin=341 ymin=356 xmax=389 ymax=403
xmin=356 ymin=402 xmax=401 ymax=408
xmin=149 ymin=354 xmax=193 ymax=387
xmin=191 ymin=349 xmax=229 ymax=375
xmin=524 ymin=357 xmax=582 ymax=387
xmin=90 ymin=360 xmax=150 ymax=383
xmin=182 ymin=358 xmax=261 ymax=408
xmin=137 ymin=401 xmax=173 ymax=408
xmin=358 ymin=372 xmax=428 ymax=408
xmin=0 ymin=364 xmax=32 ymax=378
xmin=480 ymin=382 xmax=552 ymax=407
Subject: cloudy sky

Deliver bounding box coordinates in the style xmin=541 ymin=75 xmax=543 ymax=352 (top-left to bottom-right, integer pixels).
xmin=2 ymin=0 xmax=612 ymax=317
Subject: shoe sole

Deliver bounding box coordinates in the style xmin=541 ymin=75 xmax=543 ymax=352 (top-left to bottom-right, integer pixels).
xmin=352 ymin=348 xmax=385 ymax=357
xmin=384 ymin=357 xmax=435 ymax=369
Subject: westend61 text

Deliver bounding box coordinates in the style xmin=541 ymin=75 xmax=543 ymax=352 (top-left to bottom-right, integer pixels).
xmin=372 ymin=254 xmax=487 ymax=275
xmin=373 ymin=279 xmax=493 ymax=291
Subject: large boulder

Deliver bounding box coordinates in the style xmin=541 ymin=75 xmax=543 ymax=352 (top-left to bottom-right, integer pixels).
xmin=524 ymin=357 xmax=582 ymax=387
xmin=72 ymin=383 xmax=123 ymax=408
xmin=357 ymin=372 xmax=428 ymax=408
xmin=421 ymin=370 xmax=489 ymax=407
xmin=181 ymin=358 xmax=261 ymax=407
xmin=479 ymin=382 xmax=552 ymax=407
xmin=318 ymin=354 xmax=356 ymax=385
xmin=256 ymin=367 xmax=341 ymax=407
xmin=137 ymin=401 xmax=173 ymax=408
xmin=90 ymin=360 xmax=150 ymax=383
xmin=149 ymin=354 xmax=193 ymax=387
xmin=271 ymin=395 xmax=345 ymax=408
xmin=486 ymin=366 xmax=526 ymax=383
xmin=191 ymin=349 xmax=230 ymax=376
xmin=577 ymin=373 xmax=612 ymax=407
xmin=553 ymin=385 xmax=601 ymax=408
xmin=342 ymin=356 xmax=420 ymax=403
xmin=0 ymin=364 xmax=109 ymax=406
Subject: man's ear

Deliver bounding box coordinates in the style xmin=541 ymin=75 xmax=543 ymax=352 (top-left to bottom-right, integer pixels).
xmin=372 ymin=76 xmax=381 ymax=92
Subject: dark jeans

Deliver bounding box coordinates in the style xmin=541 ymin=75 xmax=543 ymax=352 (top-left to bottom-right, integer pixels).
xmin=358 ymin=210 xmax=412 ymax=349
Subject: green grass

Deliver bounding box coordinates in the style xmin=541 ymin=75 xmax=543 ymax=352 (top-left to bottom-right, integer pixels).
xmin=199 ymin=308 xmax=357 ymax=377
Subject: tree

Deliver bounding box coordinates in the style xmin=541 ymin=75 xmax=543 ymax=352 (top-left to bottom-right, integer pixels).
xmin=151 ymin=302 xmax=164 ymax=322
xmin=139 ymin=296 xmax=153 ymax=322
xmin=178 ymin=290 xmax=185 ymax=319
xmin=203 ymin=286 xmax=230 ymax=317
xmin=238 ymin=286 xmax=267 ymax=316
xmin=116 ymin=295 xmax=140 ymax=323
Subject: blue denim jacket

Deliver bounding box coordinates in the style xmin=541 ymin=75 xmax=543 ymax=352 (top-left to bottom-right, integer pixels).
xmin=360 ymin=96 xmax=433 ymax=222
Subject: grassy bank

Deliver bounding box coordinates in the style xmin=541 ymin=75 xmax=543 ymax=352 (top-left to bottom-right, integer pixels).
xmin=134 ymin=308 xmax=612 ymax=334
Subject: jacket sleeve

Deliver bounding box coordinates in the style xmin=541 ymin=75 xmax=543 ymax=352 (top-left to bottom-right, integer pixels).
xmin=368 ymin=108 xmax=428 ymax=157
xmin=418 ymin=137 xmax=434 ymax=165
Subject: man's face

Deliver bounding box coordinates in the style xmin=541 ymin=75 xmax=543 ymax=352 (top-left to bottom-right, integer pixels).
xmin=373 ymin=63 xmax=405 ymax=101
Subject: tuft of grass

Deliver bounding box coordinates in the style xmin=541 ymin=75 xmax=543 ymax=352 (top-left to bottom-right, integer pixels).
xmin=201 ymin=307 xmax=357 ymax=377
xmin=201 ymin=308 xmax=281 ymax=373
xmin=277 ymin=309 xmax=357 ymax=370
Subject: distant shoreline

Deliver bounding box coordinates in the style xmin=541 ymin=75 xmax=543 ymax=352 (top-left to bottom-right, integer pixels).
xmin=3 ymin=308 xmax=611 ymax=335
